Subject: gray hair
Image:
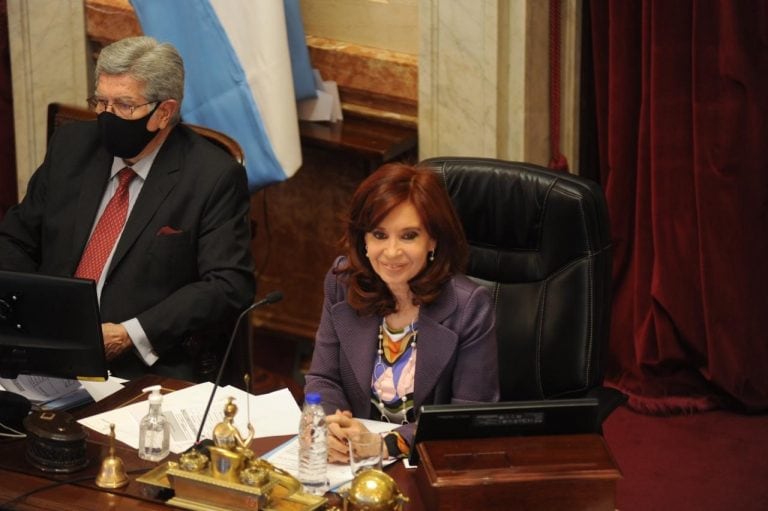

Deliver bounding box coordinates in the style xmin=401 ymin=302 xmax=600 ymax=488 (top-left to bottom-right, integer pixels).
xmin=96 ymin=36 xmax=185 ymax=123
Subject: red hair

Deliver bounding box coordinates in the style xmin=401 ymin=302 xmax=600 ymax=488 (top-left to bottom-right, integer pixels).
xmin=337 ymin=163 xmax=468 ymax=316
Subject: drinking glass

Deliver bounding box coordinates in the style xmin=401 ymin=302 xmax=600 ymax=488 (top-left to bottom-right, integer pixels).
xmin=348 ymin=431 xmax=383 ymax=476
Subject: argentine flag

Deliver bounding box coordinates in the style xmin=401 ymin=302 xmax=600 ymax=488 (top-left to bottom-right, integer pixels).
xmin=130 ymin=0 xmax=315 ymax=191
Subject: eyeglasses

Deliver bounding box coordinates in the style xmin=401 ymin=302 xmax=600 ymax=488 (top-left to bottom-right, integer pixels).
xmin=86 ymin=96 xmax=159 ymax=118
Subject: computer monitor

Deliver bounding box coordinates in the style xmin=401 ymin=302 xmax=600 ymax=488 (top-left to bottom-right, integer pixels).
xmin=409 ymin=397 xmax=600 ymax=465
xmin=0 ymin=270 xmax=107 ymax=381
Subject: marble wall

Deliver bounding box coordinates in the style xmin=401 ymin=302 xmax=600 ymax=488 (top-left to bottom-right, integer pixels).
xmin=7 ymin=0 xmax=89 ymax=196
xmin=299 ymin=0 xmax=418 ymax=55
xmin=298 ymin=0 xmax=584 ymax=168
xmin=306 ymin=35 xmax=418 ymax=126
xmin=419 ymin=0 xmax=581 ymax=168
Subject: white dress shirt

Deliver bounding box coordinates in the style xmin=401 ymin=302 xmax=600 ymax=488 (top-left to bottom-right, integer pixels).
xmin=87 ymin=145 xmax=162 ymax=366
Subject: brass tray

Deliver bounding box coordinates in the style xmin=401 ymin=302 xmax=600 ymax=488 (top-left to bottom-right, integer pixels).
xmin=137 ymin=461 xmax=325 ymax=511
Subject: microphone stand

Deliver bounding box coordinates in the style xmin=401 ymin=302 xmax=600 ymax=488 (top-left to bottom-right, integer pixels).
xmin=191 ymin=291 xmax=283 ymax=447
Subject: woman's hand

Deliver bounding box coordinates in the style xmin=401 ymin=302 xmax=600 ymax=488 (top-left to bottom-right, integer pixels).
xmin=325 ymin=410 xmax=370 ymax=464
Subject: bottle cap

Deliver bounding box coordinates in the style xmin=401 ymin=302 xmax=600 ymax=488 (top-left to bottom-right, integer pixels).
xmin=305 ymin=393 xmax=321 ymax=405
xmin=142 ymin=385 xmax=163 ymax=406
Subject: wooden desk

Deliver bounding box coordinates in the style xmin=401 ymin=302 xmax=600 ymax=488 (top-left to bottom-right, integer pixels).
xmin=0 ymin=376 xmax=177 ymax=510
xmin=0 ymin=377 xmax=616 ymax=511
xmin=0 ymin=376 xmax=425 ymax=510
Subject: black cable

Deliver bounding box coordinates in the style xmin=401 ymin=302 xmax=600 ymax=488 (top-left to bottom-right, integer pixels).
xmin=254 ymin=185 xmax=272 ymax=282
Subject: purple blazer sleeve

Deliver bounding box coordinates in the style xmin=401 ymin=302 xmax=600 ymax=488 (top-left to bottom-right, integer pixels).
xmin=303 ymin=260 xmax=356 ymax=413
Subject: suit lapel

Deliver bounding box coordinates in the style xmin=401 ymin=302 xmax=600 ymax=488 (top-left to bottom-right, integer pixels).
xmin=333 ymin=279 xmax=461 ymax=415
xmin=107 ymin=129 xmax=183 ymax=278
xmin=413 ymin=281 xmax=459 ymax=410
xmin=334 ymin=303 xmax=379 ymax=410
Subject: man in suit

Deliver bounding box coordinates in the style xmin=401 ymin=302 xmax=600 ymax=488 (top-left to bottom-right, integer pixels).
xmin=0 ymin=36 xmax=255 ymax=380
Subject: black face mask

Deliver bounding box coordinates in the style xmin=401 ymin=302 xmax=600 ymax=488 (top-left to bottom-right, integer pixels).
xmin=97 ymin=103 xmax=161 ymax=159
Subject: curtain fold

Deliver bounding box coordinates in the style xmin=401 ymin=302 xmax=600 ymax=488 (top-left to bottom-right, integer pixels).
xmin=592 ymin=0 xmax=768 ymax=413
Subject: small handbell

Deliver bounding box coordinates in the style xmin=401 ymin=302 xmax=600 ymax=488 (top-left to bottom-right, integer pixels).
xmin=95 ymin=423 xmax=129 ymax=489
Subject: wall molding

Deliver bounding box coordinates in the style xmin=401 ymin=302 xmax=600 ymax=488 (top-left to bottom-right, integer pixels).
xmin=82 ymin=1 xmax=418 ymax=128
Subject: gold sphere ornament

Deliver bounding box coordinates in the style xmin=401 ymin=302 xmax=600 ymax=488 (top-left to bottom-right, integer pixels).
xmin=344 ymin=469 xmax=408 ymax=511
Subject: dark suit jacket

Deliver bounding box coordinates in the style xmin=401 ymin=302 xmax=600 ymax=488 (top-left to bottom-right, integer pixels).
xmin=304 ymin=257 xmax=499 ymax=444
xmin=0 ymin=121 xmax=255 ymax=378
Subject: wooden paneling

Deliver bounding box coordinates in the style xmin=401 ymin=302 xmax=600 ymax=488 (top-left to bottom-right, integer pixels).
xmin=250 ymin=117 xmax=417 ymax=342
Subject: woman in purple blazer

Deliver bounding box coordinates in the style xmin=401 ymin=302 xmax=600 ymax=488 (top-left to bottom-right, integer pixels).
xmin=304 ymin=163 xmax=499 ymax=463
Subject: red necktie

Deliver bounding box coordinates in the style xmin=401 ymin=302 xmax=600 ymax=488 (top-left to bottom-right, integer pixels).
xmin=75 ymin=167 xmax=136 ymax=281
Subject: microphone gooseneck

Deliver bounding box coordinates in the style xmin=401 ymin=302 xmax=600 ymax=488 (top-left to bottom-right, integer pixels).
xmin=262 ymin=290 xmax=284 ymax=305
xmin=193 ymin=291 xmax=284 ymax=445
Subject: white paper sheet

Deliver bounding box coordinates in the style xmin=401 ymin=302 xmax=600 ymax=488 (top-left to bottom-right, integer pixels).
xmin=81 ymin=377 xmax=126 ymax=401
xmin=298 ymin=69 xmax=343 ymax=122
xmin=0 ymin=375 xmax=83 ymax=403
xmin=0 ymin=375 xmax=125 ymax=410
xmin=263 ymin=418 xmax=398 ymax=490
xmin=78 ymin=382 xmax=302 ymax=454
xmin=0 ymin=374 xmax=126 ymax=405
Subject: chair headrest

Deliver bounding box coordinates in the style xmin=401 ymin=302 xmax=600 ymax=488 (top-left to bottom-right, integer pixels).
xmin=418 ymin=157 xmax=611 ymax=282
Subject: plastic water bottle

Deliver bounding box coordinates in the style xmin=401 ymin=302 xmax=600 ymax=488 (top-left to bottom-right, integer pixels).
xmin=297 ymin=392 xmax=328 ymax=495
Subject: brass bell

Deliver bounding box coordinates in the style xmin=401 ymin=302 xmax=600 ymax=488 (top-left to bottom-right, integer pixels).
xmin=95 ymin=423 xmax=129 ymax=489
xmin=344 ymin=469 xmax=409 ymax=511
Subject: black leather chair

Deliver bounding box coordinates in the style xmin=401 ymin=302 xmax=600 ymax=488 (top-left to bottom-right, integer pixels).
xmin=418 ymin=157 xmax=625 ymax=426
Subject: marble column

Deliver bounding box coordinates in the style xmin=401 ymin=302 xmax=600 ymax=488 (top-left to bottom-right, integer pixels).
xmin=7 ymin=0 xmax=89 ymax=197
xmin=419 ymin=0 xmax=581 ymax=171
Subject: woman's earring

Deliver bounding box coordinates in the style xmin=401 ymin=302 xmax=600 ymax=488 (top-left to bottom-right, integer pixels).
xmin=428 ymin=250 xmax=435 ymax=262
xmin=365 ymin=245 xmax=369 ymax=257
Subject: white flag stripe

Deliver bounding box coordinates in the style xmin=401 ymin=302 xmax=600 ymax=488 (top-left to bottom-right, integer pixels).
xmin=130 ymin=0 xmax=305 ymax=190
xmin=209 ymin=0 xmax=301 ymax=178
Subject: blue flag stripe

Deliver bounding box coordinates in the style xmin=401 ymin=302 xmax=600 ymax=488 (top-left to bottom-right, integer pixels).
xmin=284 ymin=0 xmax=316 ymax=101
xmin=131 ymin=0 xmax=288 ymax=191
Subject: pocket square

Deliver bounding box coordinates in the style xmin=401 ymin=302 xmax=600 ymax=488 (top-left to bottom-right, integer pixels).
xmin=156 ymin=225 xmax=183 ymax=236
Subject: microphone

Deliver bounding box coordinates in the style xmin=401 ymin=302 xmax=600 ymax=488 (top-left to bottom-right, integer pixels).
xmin=193 ymin=291 xmax=283 ymax=445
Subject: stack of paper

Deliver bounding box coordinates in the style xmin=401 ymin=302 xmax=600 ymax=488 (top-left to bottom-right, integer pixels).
xmin=263 ymin=418 xmax=398 ymax=491
xmin=297 ymin=69 xmax=343 ymax=122
xmin=78 ymin=382 xmax=397 ymax=491
xmin=0 ymin=375 xmax=124 ymax=411
xmin=78 ymin=382 xmax=302 ymax=454
xmin=0 ymin=375 xmax=85 ymax=410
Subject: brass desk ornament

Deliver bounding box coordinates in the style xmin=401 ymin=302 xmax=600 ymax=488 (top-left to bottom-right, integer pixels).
xmin=213 ymin=396 xmax=255 ymax=452
xmin=137 ymin=388 xmax=326 ymax=510
xmin=341 ymin=469 xmax=409 ymax=511
xmin=178 ymin=447 xmax=208 ymax=473
xmin=95 ymin=423 xmax=129 ymax=489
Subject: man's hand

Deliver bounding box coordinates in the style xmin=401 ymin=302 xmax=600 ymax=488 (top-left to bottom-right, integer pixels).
xmin=101 ymin=322 xmax=132 ymax=360
xmin=325 ymin=409 xmax=371 ymax=464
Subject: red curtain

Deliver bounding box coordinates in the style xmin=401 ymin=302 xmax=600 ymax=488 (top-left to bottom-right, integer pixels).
xmin=591 ymin=0 xmax=768 ymax=413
